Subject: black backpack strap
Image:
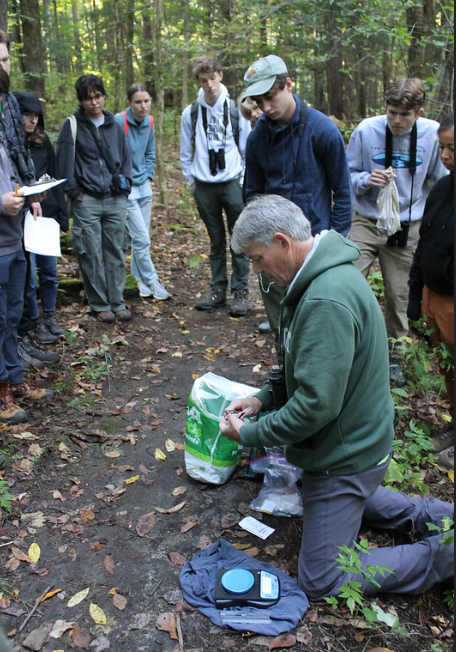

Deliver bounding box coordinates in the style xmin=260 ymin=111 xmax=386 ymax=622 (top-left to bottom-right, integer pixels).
xmin=228 ymin=98 xmax=240 ymax=148
xmin=190 ymin=100 xmax=199 ymax=156
xmin=298 ymin=99 xmax=308 ymax=137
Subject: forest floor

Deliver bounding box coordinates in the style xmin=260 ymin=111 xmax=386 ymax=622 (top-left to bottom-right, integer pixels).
xmin=0 ymin=169 xmax=454 ymax=652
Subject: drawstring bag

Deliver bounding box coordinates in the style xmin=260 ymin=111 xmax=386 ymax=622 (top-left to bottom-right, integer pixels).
xmin=376 ymin=166 xmax=401 ymax=236
xmin=184 ymin=373 xmax=257 ymax=484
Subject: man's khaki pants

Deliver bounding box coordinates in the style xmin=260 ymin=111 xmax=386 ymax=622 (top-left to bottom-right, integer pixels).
xmin=348 ymin=211 xmax=420 ymax=341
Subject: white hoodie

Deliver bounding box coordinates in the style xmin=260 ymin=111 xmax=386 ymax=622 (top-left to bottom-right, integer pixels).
xmin=180 ymin=84 xmax=250 ymax=185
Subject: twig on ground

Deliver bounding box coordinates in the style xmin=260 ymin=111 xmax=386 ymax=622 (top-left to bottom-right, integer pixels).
xmin=19 ymin=584 xmax=53 ymax=632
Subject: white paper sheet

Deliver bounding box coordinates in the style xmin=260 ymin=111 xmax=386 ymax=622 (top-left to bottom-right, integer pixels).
xmin=24 ymin=211 xmax=61 ymax=256
xmin=20 ymin=178 xmax=66 ymax=196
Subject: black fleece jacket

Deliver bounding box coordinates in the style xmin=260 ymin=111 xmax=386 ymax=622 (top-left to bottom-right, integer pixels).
xmin=408 ymin=173 xmax=454 ymax=303
xmin=55 ymin=108 xmax=132 ymax=200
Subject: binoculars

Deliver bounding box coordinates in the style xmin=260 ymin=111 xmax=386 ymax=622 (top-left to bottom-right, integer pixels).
xmin=209 ymin=148 xmax=226 ymax=176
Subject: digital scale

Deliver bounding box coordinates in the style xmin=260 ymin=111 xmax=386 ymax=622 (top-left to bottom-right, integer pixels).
xmin=215 ymin=568 xmax=280 ymax=609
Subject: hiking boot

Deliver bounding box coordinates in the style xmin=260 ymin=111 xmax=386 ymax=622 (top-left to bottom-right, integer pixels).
xmin=437 ymin=447 xmax=454 ymax=469
xmin=195 ymin=287 xmax=227 ymax=311
xmin=114 ymin=309 xmax=132 ymax=322
xmin=29 ymin=322 xmax=59 ymax=345
xmin=137 ymin=279 xmax=153 ymax=298
xmin=43 ymin=314 xmax=65 ymax=336
xmin=19 ymin=336 xmax=60 ymax=364
xmin=151 ymin=281 xmax=171 ymax=301
xmin=431 ymin=423 xmax=454 ymax=453
xmin=389 ymin=357 xmax=406 ymax=387
xmin=229 ymin=290 xmax=249 ymax=317
xmin=95 ymin=310 xmax=116 ymax=324
xmin=17 ymin=340 xmax=46 ymax=371
xmin=0 ymin=381 xmax=28 ymax=424
xmin=11 ymin=381 xmax=54 ymax=402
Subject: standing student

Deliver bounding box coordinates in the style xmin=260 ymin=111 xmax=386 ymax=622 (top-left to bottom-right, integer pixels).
xmin=115 ymin=83 xmax=170 ymax=301
xmin=56 ymin=74 xmax=132 ymax=324
xmin=180 ymin=56 xmax=251 ymax=317
xmin=241 ymin=55 xmax=352 ymax=335
xmin=408 ymin=112 xmax=454 ymax=468
xmin=347 ymin=78 xmax=447 ymax=384
xmin=13 ymin=91 xmax=67 ymax=370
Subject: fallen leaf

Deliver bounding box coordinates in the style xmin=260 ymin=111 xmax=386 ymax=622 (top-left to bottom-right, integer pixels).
xmin=135 ymin=512 xmax=156 ymax=536
xmin=269 ymin=634 xmax=296 ymax=649
xmin=89 ymin=603 xmax=107 ymax=625
xmin=154 ymin=448 xmax=166 ymax=460
xmin=165 ymin=439 xmax=175 ymax=452
xmin=52 ymin=490 xmax=65 ymax=502
xmin=180 ymin=515 xmax=198 ymax=533
xmin=11 ymin=547 xmax=31 ymax=563
xmin=41 ymin=588 xmax=62 ymax=602
xmin=72 ymin=627 xmax=92 ymax=648
xmin=125 ymin=475 xmax=140 ymax=485
xmin=168 ymin=552 xmax=187 ymax=565
xmin=296 ymin=625 xmax=312 ymax=646
xmin=28 ymin=542 xmax=41 ymax=564
xmin=67 ymin=587 xmax=90 ymax=607
xmin=103 ymin=555 xmax=115 ymax=575
xmin=154 ymin=501 xmax=186 ymax=514
xmin=113 ymin=592 xmax=127 ymax=611
xmin=49 ymin=619 xmax=75 ymax=638
xmin=171 ymin=486 xmax=187 ymax=496
xmin=156 ymin=612 xmax=178 ymax=640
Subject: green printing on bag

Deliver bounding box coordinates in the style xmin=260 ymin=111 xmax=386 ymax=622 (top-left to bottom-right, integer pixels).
xmin=185 ymin=394 xmax=243 ymax=468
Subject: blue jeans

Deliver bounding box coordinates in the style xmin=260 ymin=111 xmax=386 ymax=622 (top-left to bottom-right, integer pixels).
xmin=298 ymin=455 xmax=454 ymax=599
xmin=127 ymin=191 xmax=158 ymax=286
xmin=26 ymin=253 xmax=59 ymax=320
xmin=0 ymin=249 xmax=26 ymax=384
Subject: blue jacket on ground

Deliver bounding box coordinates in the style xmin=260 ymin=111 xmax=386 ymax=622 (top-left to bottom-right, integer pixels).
xmin=244 ymin=96 xmax=353 ymax=236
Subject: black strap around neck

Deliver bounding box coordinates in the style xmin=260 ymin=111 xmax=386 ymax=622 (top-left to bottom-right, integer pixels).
xmin=385 ymin=122 xmax=417 ymax=176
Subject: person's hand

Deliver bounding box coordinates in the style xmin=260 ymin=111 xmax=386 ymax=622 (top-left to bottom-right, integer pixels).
xmin=219 ymin=412 xmax=244 ymax=443
xmin=368 ymin=169 xmax=391 ymax=188
xmin=224 ymin=396 xmax=263 ymax=420
xmin=2 ymin=191 xmax=25 ymax=216
xmin=407 ymin=299 xmax=421 ymax=321
xmin=30 ymin=201 xmax=43 ymax=218
xmin=28 ymin=191 xmax=47 ymax=203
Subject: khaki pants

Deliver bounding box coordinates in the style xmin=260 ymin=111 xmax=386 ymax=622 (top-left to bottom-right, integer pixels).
xmin=348 ymin=211 xmax=420 ymax=340
xmin=423 ymin=286 xmax=454 ymax=418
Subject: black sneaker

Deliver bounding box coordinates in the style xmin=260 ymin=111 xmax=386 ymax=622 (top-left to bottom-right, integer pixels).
xmin=19 ymin=336 xmax=60 ymax=364
xmin=30 ymin=322 xmax=59 ymax=344
xmin=431 ymin=423 xmax=454 ymax=453
xmin=17 ymin=340 xmax=46 ymax=370
xmin=229 ymin=290 xmax=249 ymax=317
xmin=195 ymin=287 xmax=227 ymax=310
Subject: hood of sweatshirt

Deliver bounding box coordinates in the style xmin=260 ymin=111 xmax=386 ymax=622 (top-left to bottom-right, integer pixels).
xmin=284 ymin=230 xmax=360 ymax=306
xmin=196 ymin=83 xmax=229 ymax=111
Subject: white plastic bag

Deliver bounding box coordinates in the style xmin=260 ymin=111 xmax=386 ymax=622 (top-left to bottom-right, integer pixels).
xmin=184 ymin=372 xmax=257 ymax=484
xmin=376 ymin=166 xmax=401 ymax=236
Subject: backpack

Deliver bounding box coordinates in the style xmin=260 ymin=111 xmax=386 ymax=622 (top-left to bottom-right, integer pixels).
xmin=190 ymin=99 xmax=239 ymax=156
xmin=121 ymin=111 xmax=154 ymax=136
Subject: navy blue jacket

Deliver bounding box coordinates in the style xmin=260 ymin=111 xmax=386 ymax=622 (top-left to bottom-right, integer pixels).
xmin=244 ymin=96 xmax=352 ymax=235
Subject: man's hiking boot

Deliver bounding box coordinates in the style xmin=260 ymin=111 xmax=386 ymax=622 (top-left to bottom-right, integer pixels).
xmin=437 ymin=447 xmax=454 ymax=469
xmin=389 ymin=357 xmax=406 ymax=387
xmin=229 ymin=290 xmax=249 ymax=317
xmin=431 ymin=423 xmax=454 ymax=453
xmin=19 ymin=336 xmax=60 ymax=364
xmin=11 ymin=381 xmax=54 ymax=403
xmin=195 ymin=287 xmax=227 ymax=310
xmin=30 ymin=322 xmax=59 ymax=344
xmin=17 ymin=340 xmax=46 ymax=371
xmin=0 ymin=381 xmax=28 ymax=424
xmin=44 ymin=314 xmax=65 ymax=336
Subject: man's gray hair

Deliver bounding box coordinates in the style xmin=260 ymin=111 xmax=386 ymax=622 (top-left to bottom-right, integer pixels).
xmin=231 ymin=195 xmax=312 ymax=254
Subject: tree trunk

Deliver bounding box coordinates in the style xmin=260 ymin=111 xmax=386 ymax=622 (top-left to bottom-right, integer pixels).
xmin=181 ymin=0 xmax=189 ymax=110
xmin=72 ymin=2 xmax=83 ymax=74
xmin=142 ymin=12 xmax=155 ymax=99
xmin=153 ymin=0 xmax=168 ymax=212
xmin=0 ymin=0 xmax=7 ymax=32
xmin=19 ymin=0 xmax=46 ymax=96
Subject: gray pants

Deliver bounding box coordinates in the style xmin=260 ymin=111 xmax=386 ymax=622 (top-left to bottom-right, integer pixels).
xmin=299 ymin=455 xmax=454 ymax=600
xmin=71 ymin=194 xmax=128 ymax=312
xmin=193 ymin=179 xmax=250 ymax=292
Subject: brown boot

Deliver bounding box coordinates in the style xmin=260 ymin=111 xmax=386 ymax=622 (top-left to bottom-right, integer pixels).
xmin=0 ymin=381 xmax=28 ymax=424
xmin=10 ymin=381 xmax=54 ymax=402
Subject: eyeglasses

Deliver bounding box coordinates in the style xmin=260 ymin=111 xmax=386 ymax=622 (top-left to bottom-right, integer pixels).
xmin=84 ymin=92 xmax=104 ymax=102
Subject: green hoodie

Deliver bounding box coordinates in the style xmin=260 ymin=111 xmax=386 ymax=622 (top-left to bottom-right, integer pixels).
xmin=240 ymin=230 xmax=394 ymax=475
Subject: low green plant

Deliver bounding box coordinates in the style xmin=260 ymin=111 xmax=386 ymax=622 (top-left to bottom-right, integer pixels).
xmin=390 ymin=334 xmax=445 ymax=396
xmin=0 ymin=479 xmax=13 ymax=513
xmin=367 ymin=268 xmax=385 ymax=301
xmin=324 ymin=539 xmax=393 ymax=622
xmin=384 ymin=420 xmax=436 ymax=495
